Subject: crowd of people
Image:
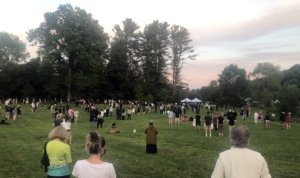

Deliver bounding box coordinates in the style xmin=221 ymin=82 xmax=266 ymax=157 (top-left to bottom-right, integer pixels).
xmin=0 ymin=98 xmax=295 ymax=178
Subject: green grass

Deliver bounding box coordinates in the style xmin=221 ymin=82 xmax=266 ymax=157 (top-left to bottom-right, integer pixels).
xmin=0 ymin=104 xmax=299 ymax=178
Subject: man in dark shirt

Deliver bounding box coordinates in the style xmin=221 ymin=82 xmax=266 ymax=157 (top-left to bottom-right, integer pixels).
xmin=53 ymin=114 xmax=62 ymax=127
xmin=175 ymin=109 xmax=180 ymax=125
xmin=195 ymin=113 xmax=201 ymax=131
xmin=205 ymin=111 xmax=212 ymax=137
xmin=228 ymin=112 xmax=237 ymax=133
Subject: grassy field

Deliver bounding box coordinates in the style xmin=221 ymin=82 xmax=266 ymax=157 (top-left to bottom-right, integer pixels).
xmin=0 ymin=104 xmax=299 ymax=178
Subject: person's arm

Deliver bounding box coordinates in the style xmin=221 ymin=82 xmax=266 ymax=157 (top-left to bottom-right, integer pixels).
xmin=52 ymin=122 xmax=55 ymax=127
xmin=261 ymin=157 xmax=271 ymax=178
xmin=211 ymin=156 xmax=224 ymax=178
xmin=145 ymin=128 xmax=147 ymax=134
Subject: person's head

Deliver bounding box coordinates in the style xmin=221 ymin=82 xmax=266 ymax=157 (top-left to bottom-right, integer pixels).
xmin=230 ymin=125 xmax=250 ymax=148
xmin=288 ymin=112 xmax=291 ymax=115
xmin=48 ymin=126 xmax=68 ymax=140
xmin=86 ymin=132 xmax=106 ymax=156
xmin=64 ymin=114 xmax=70 ymax=122
xmin=207 ymin=111 xmax=210 ymax=115
xmin=122 ymin=109 xmax=125 ymax=112
xmin=219 ymin=113 xmax=223 ymax=117
xmin=112 ymin=123 xmax=116 ymax=127
xmin=56 ymin=114 xmax=62 ymax=119
xmin=63 ymin=104 xmax=65 ymax=106
xmin=149 ymin=120 xmax=154 ymax=125
xmin=17 ymin=104 xmax=20 ymax=107
xmin=55 ymin=106 xmax=58 ymax=109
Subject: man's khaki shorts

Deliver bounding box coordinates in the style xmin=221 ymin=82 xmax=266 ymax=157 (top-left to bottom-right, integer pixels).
xmin=205 ymin=125 xmax=211 ymax=130
xmin=6 ymin=112 xmax=10 ymax=115
xmin=229 ymin=125 xmax=234 ymax=130
xmin=175 ymin=117 xmax=180 ymax=122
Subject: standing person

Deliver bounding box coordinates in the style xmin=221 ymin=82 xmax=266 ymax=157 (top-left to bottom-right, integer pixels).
xmin=195 ymin=113 xmax=201 ymax=131
xmin=74 ymin=108 xmax=79 ymax=123
xmin=242 ymin=109 xmax=247 ymax=121
xmin=228 ymin=112 xmax=237 ymax=133
xmin=51 ymin=105 xmax=55 ymax=118
xmin=211 ymin=125 xmax=271 ymax=178
xmin=248 ymin=106 xmax=251 ymax=115
xmin=121 ymin=109 xmax=126 ymax=120
xmin=254 ymin=111 xmax=258 ymax=124
xmin=279 ymin=111 xmax=286 ymax=129
xmin=97 ymin=109 xmax=104 ymax=129
xmin=54 ymin=107 xmax=59 ymax=119
xmin=258 ymin=111 xmax=262 ymax=124
xmin=285 ymin=112 xmax=292 ymax=129
xmin=46 ymin=126 xmax=72 ymax=178
xmin=5 ymin=103 xmax=10 ymax=120
xmin=72 ymin=132 xmax=116 ymax=178
xmin=265 ymin=112 xmax=271 ymax=129
xmin=58 ymin=106 xmax=62 ymax=114
xmin=68 ymin=108 xmax=74 ymax=123
xmin=109 ymin=106 xmax=113 ymax=117
xmin=142 ymin=106 xmax=146 ymax=115
xmin=174 ymin=109 xmax=180 ymax=125
xmin=138 ymin=106 xmax=141 ymax=115
xmin=53 ymin=114 xmax=63 ymax=127
xmin=205 ymin=111 xmax=212 ymax=137
xmin=89 ymin=107 xmax=95 ymax=128
xmin=17 ymin=104 xmax=21 ymax=116
xmin=213 ymin=113 xmax=218 ymax=131
xmin=31 ymin=101 xmax=35 ymax=113
xmin=62 ymin=114 xmax=72 ymax=144
xmin=260 ymin=109 xmax=264 ymax=122
xmin=217 ymin=113 xmax=224 ymax=137
xmin=12 ymin=106 xmax=17 ymax=121
xmin=127 ymin=108 xmax=132 ymax=120
xmin=63 ymin=104 xmax=66 ymax=114
xmin=168 ymin=109 xmax=174 ymax=125
xmin=145 ymin=120 xmax=158 ymax=154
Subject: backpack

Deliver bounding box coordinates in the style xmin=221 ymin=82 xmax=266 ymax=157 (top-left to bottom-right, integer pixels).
xmin=41 ymin=142 xmax=50 ymax=172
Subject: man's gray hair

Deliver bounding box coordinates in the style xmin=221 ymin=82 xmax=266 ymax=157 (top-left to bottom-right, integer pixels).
xmin=230 ymin=125 xmax=250 ymax=148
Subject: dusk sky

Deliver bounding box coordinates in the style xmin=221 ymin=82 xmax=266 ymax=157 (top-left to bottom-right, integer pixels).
xmin=1 ymin=0 xmax=300 ymax=89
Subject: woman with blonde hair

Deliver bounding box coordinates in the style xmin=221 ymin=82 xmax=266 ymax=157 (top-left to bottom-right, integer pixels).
xmin=46 ymin=126 xmax=72 ymax=178
xmin=72 ymin=132 xmax=116 ymax=178
xmin=285 ymin=112 xmax=292 ymax=129
xmin=74 ymin=108 xmax=79 ymax=123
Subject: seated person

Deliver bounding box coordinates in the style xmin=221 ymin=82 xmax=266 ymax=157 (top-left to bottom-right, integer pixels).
xmin=189 ymin=116 xmax=193 ymax=121
xmin=183 ymin=116 xmax=187 ymax=121
xmin=110 ymin=123 xmax=120 ymax=133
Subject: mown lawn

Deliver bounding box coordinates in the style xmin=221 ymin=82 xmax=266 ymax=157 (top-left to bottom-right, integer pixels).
xmin=0 ymin=104 xmax=299 ymax=178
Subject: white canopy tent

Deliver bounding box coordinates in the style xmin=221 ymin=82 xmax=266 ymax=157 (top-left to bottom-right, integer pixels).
xmin=181 ymin=98 xmax=192 ymax=102
xmin=191 ymin=98 xmax=202 ymax=103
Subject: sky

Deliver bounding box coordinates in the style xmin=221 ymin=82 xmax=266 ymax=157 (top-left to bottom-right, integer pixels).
xmin=1 ymin=0 xmax=300 ymax=89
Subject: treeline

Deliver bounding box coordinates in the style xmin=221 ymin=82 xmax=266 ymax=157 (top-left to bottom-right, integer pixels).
xmin=182 ymin=63 xmax=300 ymax=116
xmin=0 ymin=4 xmax=196 ymax=103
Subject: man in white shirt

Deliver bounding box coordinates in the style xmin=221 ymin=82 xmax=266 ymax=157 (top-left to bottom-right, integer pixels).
xmin=211 ymin=125 xmax=271 ymax=178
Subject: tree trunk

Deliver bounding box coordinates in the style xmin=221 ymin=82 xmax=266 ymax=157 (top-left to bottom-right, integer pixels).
xmin=67 ymin=68 xmax=72 ymax=101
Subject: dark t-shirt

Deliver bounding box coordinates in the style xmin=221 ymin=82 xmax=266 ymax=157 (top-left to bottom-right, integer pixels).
xmin=53 ymin=119 xmax=62 ymax=127
xmin=265 ymin=114 xmax=270 ymax=120
xmin=5 ymin=105 xmax=10 ymax=112
xmin=228 ymin=115 xmax=235 ymax=126
xmin=175 ymin=111 xmax=180 ymax=118
xmin=218 ymin=116 xmax=224 ymax=124
xmin=196 ymin=115 xmax=201 ymax=121
xmin=233 ymin=112 xmax=237 ymax=117
xmin=55 ymin=109 xmax=58 ymax=113
xmin=205 ymin=115 xmax=212 ymax=126
xmin=58 ymin=109 xmax=62 ymax=113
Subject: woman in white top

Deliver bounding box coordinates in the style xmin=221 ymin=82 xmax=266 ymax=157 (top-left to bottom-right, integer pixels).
xmin=72 ymin=132 xmax=116 ymax=178
xmin=74 ymin=107 xmax=79 ymax=123
xmin=254 ymin=112 xmax=258 ymax=124
xmin=62 ymin=114 xmax=72 ymax=144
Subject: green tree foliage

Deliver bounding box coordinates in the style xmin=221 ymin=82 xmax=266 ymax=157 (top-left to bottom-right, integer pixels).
xmin=27 ymin=4 xmax=109 ymax=100
xmin=282 ymin=64 xmax=300 ymax=87
xmin=278 ymin=84 xmax=300 ymax=116
xmin=139 ymin=20 xmax=170 ymax=101
xmin=158 ymin=88 xmax=168 ymax=103
xmin=145 ymin=94 xmax=154 ymax=103
xmin=170 ymin=25 xmax=197 ymax=96
xmin=218 ymin=64 xmax=250 ymax=107
xmin=133 ymin=84 xmax=144 ymax=101
xmin=106 ymin=18 xmax=140 ymax=99
xmin=0 ymin=32 xmax=30 ymax=69
xmin=250 ymin=62 xmax=283 ymax=106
